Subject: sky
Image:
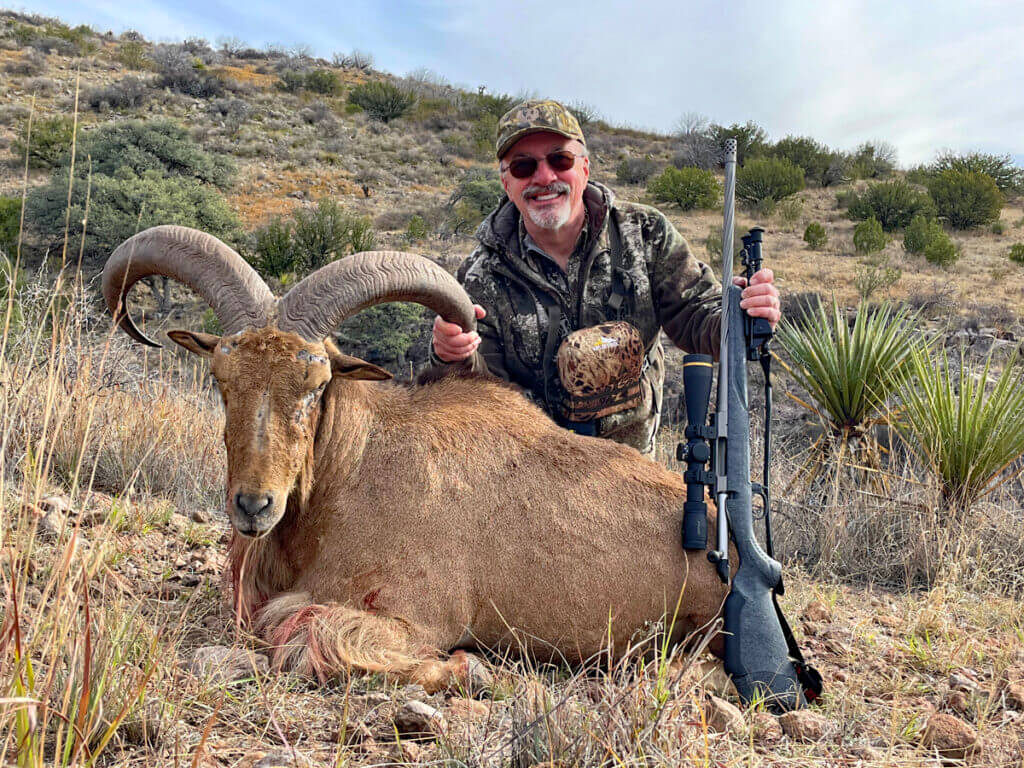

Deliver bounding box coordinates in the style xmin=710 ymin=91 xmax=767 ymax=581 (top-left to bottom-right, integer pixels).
xmin=10 ymin=0 xmax=1024 ymax=167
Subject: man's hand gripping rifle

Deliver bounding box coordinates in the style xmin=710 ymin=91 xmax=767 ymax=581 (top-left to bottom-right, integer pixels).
xmin=676 ymin=138 xmax=822 ymax=711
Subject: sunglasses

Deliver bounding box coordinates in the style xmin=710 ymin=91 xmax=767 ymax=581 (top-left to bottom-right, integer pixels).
xmin=503 ymin=150 xmax=583 ymax=179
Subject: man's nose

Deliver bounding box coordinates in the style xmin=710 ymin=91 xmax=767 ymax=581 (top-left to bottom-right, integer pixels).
xmin=531 ymin=159 xmax=559 ymax=185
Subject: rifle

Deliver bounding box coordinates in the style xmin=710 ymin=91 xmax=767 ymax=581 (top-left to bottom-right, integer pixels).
xmin=676 ymin=138 xmax=822 ymax=711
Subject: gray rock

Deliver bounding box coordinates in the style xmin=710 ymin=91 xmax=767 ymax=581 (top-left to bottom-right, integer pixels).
xmin=188 ymin=646 xmax=269 ymax=684
xmin=393 ymin=700 xmax=445 ymax=739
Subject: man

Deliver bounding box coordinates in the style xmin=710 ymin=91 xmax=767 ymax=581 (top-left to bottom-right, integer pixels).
xmin=431 ymin=99 xmax=780 ymax=455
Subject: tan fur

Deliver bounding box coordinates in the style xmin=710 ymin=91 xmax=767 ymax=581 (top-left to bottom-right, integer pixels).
xmin=176 ymin=327 xmax=730 ymax=689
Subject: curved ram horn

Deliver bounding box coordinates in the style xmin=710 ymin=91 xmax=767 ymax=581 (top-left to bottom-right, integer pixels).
xmin=276 ymin=251 xmax=476 ymax=342
xmin=103 ymin=225 xmax=276 ymax=347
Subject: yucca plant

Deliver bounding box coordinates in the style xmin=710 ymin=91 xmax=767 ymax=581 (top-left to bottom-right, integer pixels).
xmin=776 ymin=298 xmax=925 ymax=489
xmin=894 ymin=346 xmax=1024 ymax=518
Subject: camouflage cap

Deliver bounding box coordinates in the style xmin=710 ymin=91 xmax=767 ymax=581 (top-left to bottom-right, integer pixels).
xmin=495 ymin=99 xmax=585 ymax=159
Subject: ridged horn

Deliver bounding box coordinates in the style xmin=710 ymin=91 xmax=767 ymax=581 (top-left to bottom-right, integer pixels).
xmin=276 ymin=251 xmax=476 ymax=341
xmin=103 ymin=225 xmax=276 ymax=347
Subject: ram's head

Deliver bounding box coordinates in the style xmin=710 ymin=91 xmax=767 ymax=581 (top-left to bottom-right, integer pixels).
xmin=104 ymin=225 xmax=475 ymax=536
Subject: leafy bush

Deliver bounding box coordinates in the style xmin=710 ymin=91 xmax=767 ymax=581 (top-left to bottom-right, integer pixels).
xmin=304 ymin=68 xmax=341 ymax=95
xmin=149 ymin=43 xmax=224 ymax=98
xmin=468 ymin=92 xmax=517 ymax=120
xmin=803 ymin=222 xmax=827 ymax=249
xmin=853 ymin=217 xmax=888 ymax=254
xmin=991 ymin=220 xmax=1006 ymax=235
xmin=769 ymin=135 xmax=831 ymax=185
xmin=849 ymin=141 xmax=896 ymax=179
xmin=86 ymin=76 xmax=151 ymax=111
xmin=405 ymin=215 xmax=428 ymax=243
xmin=932 ymin=151 xmax=1023 ymax=194
xmin=469 ymin=113 xmax=499 ymax=159
xmin=854 ymin=256 xmax=901 ymax=301
xmin=12 ymin=116 xmax=74 ymax=169
xmin=278 ymin=69 xmax=306 ymax=93
xmin=927 ymin=169 xmax=1003 ymax=229
xmin=616 ymin=156 xmax=658 ymax=185
xmin=1009 ymin=243 xmax=1024 ymax=264
xmin=117 ymin=40 xmax=148 ymax=69
xmin=568 ymin=101 xmax=600 ymax=128
xmin=903 ymin=215 xmax=944 ymax=254
xmin=79 ymin=119 xmax=234 ymax=188
xmin=26 ymin=169 xmax=239 ymax=266
xmin=846 ymin=179 xmax=936 ymax=231
xmin=707 ymin=121 xmax=767 ymax=164
xmin=775 ymin=197 xmax=803 ymax=230
xmin=348 ymin=81 xmax=416 ymax=123
xmin=336 ymin=302 xmax=430 ymax=374
xmin=922 ymin=231 xmax=959 ymax=267
xmin=647 ymin=167 xmax=719 ymax=210
xmin=252 ymin=217 xmax=298 ymax=277
xmin=704 ymin=224 xmax=748 ymax=267
xmin=895 ymin=347 xmax=1024 ymax=514
xmin=0 ymin=196 xmax=22 ymax=256
xmin=292 ymin=199 xmax=376 ymax=270
xmin=821 ymin=154 xmax=849 ymax=187
xmin=735 ymin=157 xmax=804 ymax=206
xmin=447 ymin=169 xmax=504 ymax=234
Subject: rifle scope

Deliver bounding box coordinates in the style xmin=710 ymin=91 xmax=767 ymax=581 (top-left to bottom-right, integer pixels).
xmin=678 ymin=353 xmax=714 ymax=550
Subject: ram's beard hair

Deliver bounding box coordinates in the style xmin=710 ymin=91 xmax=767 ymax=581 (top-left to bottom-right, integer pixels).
xmin=523 ymin=182 xmax=572 ymax=230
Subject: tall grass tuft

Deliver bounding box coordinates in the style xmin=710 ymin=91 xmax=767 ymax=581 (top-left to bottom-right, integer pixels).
xmin=894 ymin=346 xmax=1024 ymax=517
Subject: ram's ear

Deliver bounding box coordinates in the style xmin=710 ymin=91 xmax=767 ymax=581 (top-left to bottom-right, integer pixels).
xmin=167 ymin=329 xmax=220 ymax=358
xmin=328 ymin=349 xmax=392 ymax=381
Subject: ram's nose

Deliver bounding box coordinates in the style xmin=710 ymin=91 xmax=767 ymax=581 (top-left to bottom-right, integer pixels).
xmin=235 ymin=491 xmax=274 ymax=519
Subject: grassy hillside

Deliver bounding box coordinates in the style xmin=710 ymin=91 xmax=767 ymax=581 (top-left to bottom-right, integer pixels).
xmin=2 ymin=10 xmax=1024 ymax=768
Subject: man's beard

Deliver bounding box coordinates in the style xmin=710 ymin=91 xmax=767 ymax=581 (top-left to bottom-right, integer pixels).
xmin=523 ymin=182 xmax=572 ymax=230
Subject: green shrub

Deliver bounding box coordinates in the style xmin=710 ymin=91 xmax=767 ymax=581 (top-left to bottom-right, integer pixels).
xmin=735 ymin=157 xmax=804 ymax=206
xmin=0 ymin=196 xmax=22 ymax=257
xmin=86 ymin=76 xmax=151 ymax=111
xmin=469 ymin=92 xmax=517 ymax=120
xmin=922 ymin=231 xmax=959 ymax=267
xmin=469 ymin=113 xmax=498 ymax=159
xmin=769 ymin=135 xmax=831 ymax=185
xmin=348 ymin=81 xmax=416 ymax=123
xmin=304 ymin=68 xmax=340 ymax=95
xmin=1009 ymin=243 xmax=1024 ymax=264
xmin=803 ymin=222 xmax=827 ymax=249
xmin=991 ymin=220 xmax=1006 ymax=235
xmin=707 ymin=121 xmax=768 ymax=164
xmin=704 ymin=224 xmax=747 ymax=268
xmin=849 ymin=141 xmax=896 ymax=179
xmin=616 ymin=156 xmax=658 ymax=185
xmin=647 ymin=166 xmax=719 ymax=210
xmin=117 ymin=40 xmax=149 ymax=69
xmin=26 ymin=169 xmax=240 ymax=266
xmin=568 ymin=101 xmax=600 ymax=128
xmin=252 ymin=217 xmax=298 ymax=277
xmin=903 ymin=215 xmax=944 ymax=254
xmin=932 ymin=151 xmax=1023 ymax=194
xmin=834 ymin=188 xmax=858 ymax=209
xmin=446 ymin=169 xmax=504 ymax=234
xmin=278 ymin=69 xmax=306 ymax=93
xmin=904 ymin=164 xmax=933 ymax=186
xmin=12 ymin=116 xmax=75 ymax=169
xmin=854 ymin=257 xmax=901 ymax=301
xmin=405 ymin=215 xmax=428 ymax=243
xmin=927 ymin=169 xmax=1003 ymax=229
xmin=336 ymin=302 xmax=430 ymax=375
xmin=846 ymin=179 xmax=936 ymax=231
xmin=79 ymin=119 xmax=234 ymax=188
xmin=292 ymin=199 xmax=376 ymax=270
xmin=853 ymin=217 xmax=887 ymax=254
xmin=775 ymin=197 xmax=803 ymax=230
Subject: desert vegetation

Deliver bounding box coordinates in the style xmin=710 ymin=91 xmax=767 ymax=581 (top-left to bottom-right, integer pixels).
xmin=2 ymin=9 xmax=1024 ymax=767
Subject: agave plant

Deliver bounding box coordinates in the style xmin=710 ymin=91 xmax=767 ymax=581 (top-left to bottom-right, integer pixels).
xmin=894 ymin=345 xmax=1024 ymax=516
xmin=777 ymin=298 xmax=924 ymax=441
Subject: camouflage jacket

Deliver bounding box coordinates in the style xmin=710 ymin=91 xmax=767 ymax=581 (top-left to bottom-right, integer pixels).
xmin=431 ymin=181 xmax=722 ymax=453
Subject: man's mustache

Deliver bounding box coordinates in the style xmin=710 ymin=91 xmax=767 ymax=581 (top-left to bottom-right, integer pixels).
xmin=523 ymin=182 xmax=571 ymax=199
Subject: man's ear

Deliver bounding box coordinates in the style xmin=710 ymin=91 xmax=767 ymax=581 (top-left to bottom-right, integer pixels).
xmin=167 ymin=329 xmax=220 ymax=358
xmin=328 ymin=350 xmax=392 ymax=381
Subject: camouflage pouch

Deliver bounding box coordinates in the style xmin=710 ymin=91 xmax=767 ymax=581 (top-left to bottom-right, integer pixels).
xmin=556 ymin=321 xmax=645 ymax=422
